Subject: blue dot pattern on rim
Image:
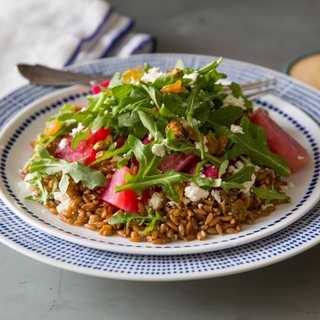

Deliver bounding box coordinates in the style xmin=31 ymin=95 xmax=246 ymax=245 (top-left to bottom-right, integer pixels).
xmin=0 ymin=53 xmax=319 ymax=281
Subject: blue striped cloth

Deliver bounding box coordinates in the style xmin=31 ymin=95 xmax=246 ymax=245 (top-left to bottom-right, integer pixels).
xmin=0 ymin=0 xmax=156 ymax=96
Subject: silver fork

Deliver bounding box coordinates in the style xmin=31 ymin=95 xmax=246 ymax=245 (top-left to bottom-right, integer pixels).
xmin=16 ymin=63 xmax=275 ymax=99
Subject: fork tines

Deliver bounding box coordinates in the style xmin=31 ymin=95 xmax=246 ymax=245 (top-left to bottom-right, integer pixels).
xmin=222 ymin=78 xmax=276 ymax=100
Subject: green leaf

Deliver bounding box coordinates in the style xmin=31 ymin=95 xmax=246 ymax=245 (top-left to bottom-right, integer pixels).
xmin=127 ymin=135 xmax=163 ymax=178
xmin=25 ymin=172 xmax=58 ymax=204
xmin=108 ymin=207 xmax=167 ymax=234
xmin=205 ymin=106 xmax=243 ymax=127
xmin=29 ymin=147 xmax=108 ymax=193
xmin=117 ymin=170 xmax=191 ymax=202
xmin=141 ymin=84 xmax=163 ymax=109
xmin=252 ymin=185 xmax=291 ymax=204
xmin=215 ymin=117 xmax=291 ymax=177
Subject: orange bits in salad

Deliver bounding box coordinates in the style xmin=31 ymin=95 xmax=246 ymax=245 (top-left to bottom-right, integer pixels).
xmin=160 ymin=80 xmax=187 ymax=94
xmin=44 ymin=119 xmax=61 ymax=136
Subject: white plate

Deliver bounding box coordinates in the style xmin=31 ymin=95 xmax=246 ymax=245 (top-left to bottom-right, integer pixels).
xmin=0 ymin=53 xmax=319 ymax=280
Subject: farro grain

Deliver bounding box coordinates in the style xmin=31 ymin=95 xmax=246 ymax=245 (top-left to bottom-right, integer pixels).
xmin=117 ymin=230 xmax=127 ymax=238
xmin=129 ymin=236 xmax=144 ymax=242
xmin=178 ymin=223 xmax=185 ymax=237
xmin=215 ymin=223 xmax=223 ymax=235
xmin=208 ymin=216 xmax=220 ymax=227
xmin=166 ymin=221 xmax=179 ymax=232
xmin=206 ymin=227 xmax=218 ymax=235
xmin=152 ymin=238 xmax=166 ymax=245
xmin=224 ymin=227 xmax=237 ymax=234
xmin=84 ymin=223 xmax=97 ymax=230
xmin=184 ymin=234 xmax=197 ymax=241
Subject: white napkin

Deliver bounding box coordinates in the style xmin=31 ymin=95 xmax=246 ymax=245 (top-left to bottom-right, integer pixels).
xmin=0 ymin=0 xmax=156 ymax=97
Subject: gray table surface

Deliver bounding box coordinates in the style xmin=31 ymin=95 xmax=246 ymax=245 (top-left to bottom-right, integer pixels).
xmin=1 ymin=1 xmax=320 ymax=319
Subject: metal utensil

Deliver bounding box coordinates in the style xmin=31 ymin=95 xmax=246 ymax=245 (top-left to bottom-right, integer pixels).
xmin=16 ymin=64 xmax=112 ymax=86
xmin=16 ymin=63 xmax=276 ymax=100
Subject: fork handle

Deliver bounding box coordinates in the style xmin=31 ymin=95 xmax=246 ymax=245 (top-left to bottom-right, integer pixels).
xmin=16 ymin=64 xmax=111 ymax=86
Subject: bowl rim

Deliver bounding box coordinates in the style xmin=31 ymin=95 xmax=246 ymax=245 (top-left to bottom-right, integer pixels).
xmin=282 ymin=51 xmax=320 ymax=74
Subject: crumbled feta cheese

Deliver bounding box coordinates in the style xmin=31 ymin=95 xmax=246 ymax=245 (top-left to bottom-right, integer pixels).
xmin=19 ymin=173 xmax=37 ymax=193
xmin=71 ymin=122 xmax=86 ymax=136
xmin=53 ymin=192 xmax=71 ymax=214
xmin=184 ymin=182 xmax=209 ymax=202
xmin=230 ymin=124 xmax=244 ymax=134
xmin=148 ymin=192 xmax=165 ymax=210
xmin=242 ymin=173 xmax=256 ymax=194
xmin=228 ymin=160 xmax=245 ymax=174
xmin=192 ymin=118 xmax=201 ymax=126
xmin=183 ymin=73 xmax=198 ymax=84
xmin=167 ymin=201 xmax=177 ymax=207
xmin=58 ymin=138 xmax=69 ymax=149
xmin=211 ymin=189 xmax=221 ymax=203
xmin=65 ymin=119 xmax=76 ymax=125
xmin=288 ymin=181 xmax=295 ymax=189
xmin=151 ymin=143 xmax=166 ymax=157
xmin=141 ymin=67 xmax=164 ymax=83
xmin=222 ymin=95 xmax=246 ymax=109
xmin=195 ymin=136 xmax=209 ymax=152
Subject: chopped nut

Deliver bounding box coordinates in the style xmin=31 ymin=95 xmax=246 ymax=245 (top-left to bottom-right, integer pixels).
xmin=165 ymin=119 xmax=189 ymax=141
xmin=167 ymin=68 xmax=184 ymax=78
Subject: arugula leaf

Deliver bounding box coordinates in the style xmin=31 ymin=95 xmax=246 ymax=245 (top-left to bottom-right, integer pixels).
xmin=108 ymin=207 xmax=167 ymax=234
xmin=29 ymin=147 xmax=108 ymax=193
xmin=228 ymin=82 xmax=253 ymax=112
xmin=117 ymin=170 xmax=191 ymax=202
xmin=127 ymin=135 xmax=163 ymax=177
xmin=251 ymin=185 xmax=291 ymax=204
xmin=25 ymin=172 xmax=58 ymax=204
xmin=215 ymin=117 xmax=291 ymax=177
xmin=224 ymin=166 xmax=255 ymax=183
xmin=90 ymin=139 xmax=131 ymax=165
xmin=205 ymin=106 xmax=243 ymax=128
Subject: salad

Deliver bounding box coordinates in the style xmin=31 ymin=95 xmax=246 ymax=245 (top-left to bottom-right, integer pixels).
xmin=21 ymin=58 xmax=308 ymax=244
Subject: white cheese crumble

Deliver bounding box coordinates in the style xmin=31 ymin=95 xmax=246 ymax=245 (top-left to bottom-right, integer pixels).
xmin=230 ymin=124 xmax=244 ymax=134
xmin=288 ymin=181 xmax=295 ymax=188
xmin=211 ymin=189 xmax=222 ymax=203
xmin=192 ymin=118 xmax=201 ymax=126
xmin=148 ymin=192 xmax=165 ymax=210
xmin=195 ymin=136 xmax=209 ymax=152
xmin=19 ymin=173 xmax=37 ymax=194
xmin=141 ymin=67 xmax=164 ymax=83
xmin=184 ymin=182 xmax=209 ymax=202
xmin=53 ymin=192 xmax=71 ymax=214
xmin=183 ymin=72 xmax=198 ymax=84
xmin=151 ymin=143 xmax=166 ymax=157
xmin=71 ymin=122 xmax=86 ymax=136
xmin=228 ymin=160 xmax=245 ymax=174
xmin=222 ymin=95 xmax=246 ymax=110
xmin=242 ymin=173 xmax=256 ymax=194
xmin=58 ymin=138 xmax=69 ymax=149
xmin=281 ymin=181 xmax=295 ymax=191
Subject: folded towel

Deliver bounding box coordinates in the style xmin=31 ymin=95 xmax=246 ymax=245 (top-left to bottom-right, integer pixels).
xmin=0 ymin=0 xmax=156 ymax=97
